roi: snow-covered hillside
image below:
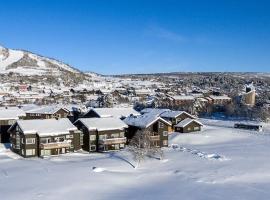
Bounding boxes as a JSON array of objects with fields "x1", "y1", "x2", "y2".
[
  {"x1": 0, "y1": 45, "x2": 80, "y2": 76},
  {"x1": 1, "y1": 119, "x2": 270, "y2": 200}
]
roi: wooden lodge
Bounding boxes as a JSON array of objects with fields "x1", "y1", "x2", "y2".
[
  {"x1": 123, "y1": 113, "x2": 171, "y2": 147},
  {"x1": 74, "y1": 117, "x2": 128, "y2": 152},
  {"x1": 8, "y1": 118, "x2": 82, "y2": 157},
  {"x1": 174, "y1": 118, "x2": 203, "y2": 133}
]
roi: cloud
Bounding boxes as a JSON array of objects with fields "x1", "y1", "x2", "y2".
[{"x1": 145, "y1": 25, "x2": 188, "y2": 43}]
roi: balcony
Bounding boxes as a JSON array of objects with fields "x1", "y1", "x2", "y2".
[
  {"x1": 149, "y1": 135, "x2": 160, "y2": 141},
  {"x1": 99, "y1": 137, "x2": 127, "y2": 145},
  {"x1": 40, "y1": 141, "x2": 71, "y2": 150}
]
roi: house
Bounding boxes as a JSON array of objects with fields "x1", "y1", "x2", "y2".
[
  {"x1": 25, "y1": 105, "x2": 70, "y2": 120},
  {"x1": 74, "y1": 118, "x2": 128, "y2": 152},
  {"x1": 170, "y1": 95, "x2": 195, "y2": 105},
  {"x1": 208, "y1": 95, "x2": 232, "y2": 105},
  {"x1": 140, "y1": 108, "x2": 170, "y2": 115},
  {"x1": 0, "y1": 107, "x2": 26, "y2": 143},
  {"x1": 8, "y1": 118, "x2": 82, "y2": 158},
  {"x1": 83, "y1": 107, "x2": 140, "y2": 119},
  {"x1": 174, "y1": 118, "x2": 203, "y2": 133},
  {"x1": 160, "y1": 110, "x2": 195, "y2": 127},
  {"x1": 123, "y1": 114, "x2": 171, "y2": 147}
]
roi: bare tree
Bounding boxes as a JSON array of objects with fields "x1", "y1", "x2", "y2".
[{"x1": 128, "y1": 130, "x2": 164, "y2": 168}]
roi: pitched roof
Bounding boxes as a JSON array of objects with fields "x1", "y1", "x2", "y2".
[
  {"x1": 209, "y1": 95, "x2": 231, "y2": 100},
  {"x1": 0, "y1": 107, "x2": 26, "y2": 120},
  {"x1": 175, "y1": 118, "x2": 203, "y2": 128},
  {"x1": 85, "y1": 107, "x2": 140, "y2": 118},
  {"x1": 76, "y1": 117, "x2": 128, "y2": 131},
  {"x1": 160, "y1": 110, "x2": 195, "y2": 119},
  {"x1": 140, "y1": 108, "x2": 170, "y2": 115},
  {"x1": 26, "y1": 105, "x2": 69, "y2": 115},
  {"x1": 123, "y1": 113, "x2": 171, "y2": 129},
  {"x1": 14, "y1": 118, "x2": 77, "y2": 136},
  {"x1": 172, "y1": 95, "x2": 195, "y2": 100}
]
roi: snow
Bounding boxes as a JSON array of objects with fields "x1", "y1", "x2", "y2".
[
  {"x1": 87, "y1": 107, "x2": 140, "y2": 118},
  {"x1": 0, "y1": 48, "x2": 24, "y2": 72},
  {"x1": 15, "y1": 118, "x2": 78, "y2": 136},
  {"x1": 124, "y1": 113, "x2": 171, "y2": 128},
  {"x1": 175, "y1": 118, "x2": 203, "y2": 127},
  {"x1": 76, "y1": 117, "x2": 128, "y2": 131},
  {"x1": 1, "y1": 119, "x2": 270, "y2": 199},
  {"x1": 0, "y1": 46, "x2": 79, "y2": 75},
  {"x1": 0, "y1": 107, "x2": 26, "y2": 120}
]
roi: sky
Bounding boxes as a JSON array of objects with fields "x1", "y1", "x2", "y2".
[{"x1": 0, "y1": 0, "x2": 270, "y2": 75}]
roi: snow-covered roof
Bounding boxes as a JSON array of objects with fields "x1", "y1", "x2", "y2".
[
  {"x1": 172, "y1": 95, "x2": 195, "y2": 100},
  {"x1": 140, "y1": 108, "x2": 170, "y2": 115},
  {"x1": 0, "y1": 107, "x2": 26, "y2": 120},
  {"x1": 86, "y1": 107, "x2": 140, "y2": 118},
  {"x1": 14, "y1": 118, "x2": 78, "y2": 136},
  {"x1": 124, "y1": 113, "x2": 171, "y2": 129},
  {"x1": 175, "y1": 118, "x2": 203, "y2": 128},
  {"x1": 209, "y1": 95, "x2": 231, "y2": 100},
  {"x1": 160, "y1": 111, "x2": 195, "y2": 119},
  {"x1": 26, "y1": 105, "x2": 69, "y2": 115},
  {"x1": 76, "y1": 118, "x2": 128, "y2": 131}
]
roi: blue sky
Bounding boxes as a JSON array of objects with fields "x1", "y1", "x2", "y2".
[{"x1": 0, "y1": 0, "x2": 270, "y2": 74}]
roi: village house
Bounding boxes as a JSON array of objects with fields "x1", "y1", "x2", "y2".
[
  {"x1": 174, "y1": 118, "x2": 203, "y2": 133},
  {"x1": 140, "y1": 108, "x2": 197, "y2": 132},
  {"x1": 83, "y1": 107, "x2": 140, "y2": 119},
  {"x1": 74, "y1": 117, "x2": 128, "y2": 152},
  {"x1": 0, "y1": 107, "x2": 26, "y2": 143},
  {"x1": 160, "y1": 110, "x2": 195, "y2": 127},
  {"x1": 170, "y1": 95, "x2": 195, "y2": 106},
  {"x1": 25, "y1": 105, "x2": 70, "y2": 120},
  {"x1": 8, "y1": 118, "x2": 82, "y2": 157},
  {"x1": 123, "y1": 113, "x2": 171, "y2": 147},
  {"x1": 208, "y1": 95, "x2": 232, "y2": 105}
]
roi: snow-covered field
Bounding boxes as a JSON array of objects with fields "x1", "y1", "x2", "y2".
[{"x1": 1, "y1": 119, "x2": 270, "y2": 200}]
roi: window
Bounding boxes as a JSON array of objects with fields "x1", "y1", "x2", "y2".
[
  {"x1": 40, "y1": 138, "x2": 51, "y2": 144},
  {"x1": 111, "y1": 133, "x2": 119, "y2": 138},
  {"x1": 163, "y1": 131, "x2": 168, "y2": 137},
  {"x1": 90, "y1": 145, "x2": 96, "y2": 151},
  {"x1": 163, "y1": 140, "x2": 168, "y2": 146},
  {"x1": 119, "y1": 132, "x2": 125, "y2": 137},
  {"x1": 21, "y1": 149, "x2": 24, "y2": 155},
  {"x1": 90, "y1": 135, "x2": 96, "y2": 141},
  {"x1": 16, "y1": 126, "x2": 20, "y2": 132},
  {"x1": 80, "y1": 133, "x2": 84, "y2": 145},
  {"x1": 114, "y1": 144, "x2": 120, "y2": 150},
  {"x1": 194, "y1": 127, "x2": 200, "y2": 131},
  {"x1": 159, "y1": 122, "x2": 164, "y2": 129},
  {"x1": 21, "y1": 138, "x2": 24, "y2": 144},
  {"x1": 26, "y1": 149, "x2": 35, "y2": 156},
  {"x1": 26, "y1": 138, "x2": 35, "y2": 144},
  {"x1": 55, "y1": 137, "x2": 65, "y2": 142},
  {"x1": 99, "y1": 135, "x2": 107, "y2": 140},
  {"x1": 120, "y1": 143, "x2": 125, "y2": 148},
  {"x1": 66, "y1": 134, "x2": 73, "y2": 139},
  {"x1": 40, "y1": 149, "x2": 51, "y2": 156},
  {"x1": 187, "y1": 127, "x2": 191, "y2": 131}
]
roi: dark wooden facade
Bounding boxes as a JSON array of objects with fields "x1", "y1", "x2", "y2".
[
  {"x1": 75, "y1": 121, "x2": 127, "y2": 153},
  {"x1": 9, "y1": 124, "x2": 82, "y2": 158},
  {"x1": 25, "y1": 108, "x2": 70, "y2": 120},
  {"x1": 125, "y1": 119, "x2": 169, "y2": 147},
  {"x1": 175, "y1": 121, "x2": 202, "y2": 133}
]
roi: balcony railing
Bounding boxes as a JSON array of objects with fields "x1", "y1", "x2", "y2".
[
  {"x1": 149, "y1": 135, "x2": 160, "y2": 141},
  {"x1": 99, "y1": 137, "x2": 127, "y2": 145},
  {"x1": 40, "y1": 141, "x2": 71, "y2": 149}
]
